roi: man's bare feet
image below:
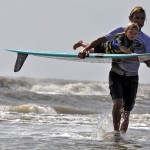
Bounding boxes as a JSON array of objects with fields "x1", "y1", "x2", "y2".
[{"x1": 73, "y1": 40, "x2": 83, "y2": 50}]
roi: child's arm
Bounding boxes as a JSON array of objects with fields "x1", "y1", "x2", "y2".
[
  {"x1": 83, "y1": 36, "x2": 107, "y2": 52},
  {"x1": 119, "y1": 46, "x2": 132, "y2": 54}
]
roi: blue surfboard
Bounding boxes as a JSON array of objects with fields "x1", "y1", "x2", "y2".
[
  {"x1": 4, "y1": 48, "x2": 150, "y2": 72},
  {"x1": 5, "y1": 48, "x2": 150, "y2": 58}
]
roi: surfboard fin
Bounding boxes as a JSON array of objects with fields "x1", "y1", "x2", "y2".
[{"x1": 14, "y1": 53, "x2": 28, "y2": 72}]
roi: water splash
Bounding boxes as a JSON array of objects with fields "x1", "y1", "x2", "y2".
[{"x1": 91, "y1": 114, "x2": 113, "y2": 140}]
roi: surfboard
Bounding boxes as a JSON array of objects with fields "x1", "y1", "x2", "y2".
[{"x1": 4, "y1": 48, "x2": 150, "y2": 72}]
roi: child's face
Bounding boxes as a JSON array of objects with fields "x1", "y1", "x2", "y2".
[{"x1": 126, "y1": 28, "x2": 138, "y2": 40}]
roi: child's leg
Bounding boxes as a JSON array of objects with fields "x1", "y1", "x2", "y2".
[{"x1": 73, "y1": 40, "x2": 89, "y2": 50}]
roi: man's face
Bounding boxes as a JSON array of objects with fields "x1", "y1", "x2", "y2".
[{"x1": 130, "y1": 12, "x2": 145, "y2": 29}]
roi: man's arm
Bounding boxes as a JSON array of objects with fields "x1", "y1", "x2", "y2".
[{"x1": 119, "y1": 46, "x2": 132, "y2": 54}]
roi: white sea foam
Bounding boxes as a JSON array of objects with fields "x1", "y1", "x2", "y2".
[
  {"x1": 30, "y1": 82, "x2": 109, "y2": 95},
  {"x1": 0, "y1": 104, "x2": 56, "y2": 114}
]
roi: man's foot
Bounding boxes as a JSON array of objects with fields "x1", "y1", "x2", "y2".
[
  {"x1": 73, "y1": 40, "x2": 83, "y2": 50},
  {"x1": 78, "y1": 51, "x2": 86, "y2": 59},
  {"x1": 113, "y1": 131, "x2": 124, "y2": 143}
]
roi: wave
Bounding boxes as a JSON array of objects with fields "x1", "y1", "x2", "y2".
[
  {"x1": 30, "y1": 82, "x2": 109, "y2": 95},
  {"x1": 1, "y1": 76, "x2": 150, "y2": 98},
  {"x1": 0, "y1": 104, "x2": 95, "y2": 115},
  {"x1": 0, "y1": 76, "x2": 33, "y2": 90},
  {"x1": 0, "y1": 76, "x2": 109, "y2": 95},
  {"x1": 0, "y1": 104, "x2": 56, "y2": 114}
]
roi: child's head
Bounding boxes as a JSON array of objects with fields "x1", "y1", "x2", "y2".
[{"x1": 125, "y1": 22, "x2": 139, "y2": 40}]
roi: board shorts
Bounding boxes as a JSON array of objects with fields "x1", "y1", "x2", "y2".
[{"x1": 109, "y1": 71, "x2": 139, "y2": 111}]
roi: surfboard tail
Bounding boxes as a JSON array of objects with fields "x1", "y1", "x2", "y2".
[{"x1": 14, "y1": 53, "x2": 28, "y2": 72}]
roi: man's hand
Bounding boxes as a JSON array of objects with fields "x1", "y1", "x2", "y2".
[{"x1": 144, "y1": 60, "x2": 150, "y2": 67}]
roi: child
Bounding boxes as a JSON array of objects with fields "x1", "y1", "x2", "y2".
[{"x1": 73, "y1": 22, "x2": 139, "y2": 59}]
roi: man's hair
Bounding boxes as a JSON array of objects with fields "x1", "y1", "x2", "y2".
[{"x1": 129, "y1": 6, "x2": 146, "y2": 20}]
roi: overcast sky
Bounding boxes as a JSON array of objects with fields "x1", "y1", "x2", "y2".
[{"x1": 0, "y1": 0, "x2": 150, "y2": 83}]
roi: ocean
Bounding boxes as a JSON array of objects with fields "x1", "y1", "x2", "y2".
[{"x1": 0, "y1": 76, "x2": 150, "y2": 150}]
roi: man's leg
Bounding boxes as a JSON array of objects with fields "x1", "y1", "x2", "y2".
[
  {"x1": 112, "y1": 99, "x2": 124, "y2": 142},
  {"x1": 119, "y1": 75, "x2": 138, "y2": 133},
  {"x1": 112, "y1": 99, "x2": 123, "y2": 131},
  {"x1": 119, "y1": 110, "x2": 130, "y2": 133}
]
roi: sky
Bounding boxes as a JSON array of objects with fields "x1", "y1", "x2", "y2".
[{"x1": 0, "y1": 0, "x2": 150, "y2": 83}]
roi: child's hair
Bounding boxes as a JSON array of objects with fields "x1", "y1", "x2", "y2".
[
  {"x1": 129, "y1": 6, "x2": 146, "y2": 20},
  {"x1": 125, "y1": 22, "x2": 139, "y2": 32}
]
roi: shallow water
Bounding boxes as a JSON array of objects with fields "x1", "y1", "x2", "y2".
[{"x1": 0, "y1": 77, "x2": 150, "y2": 149}]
